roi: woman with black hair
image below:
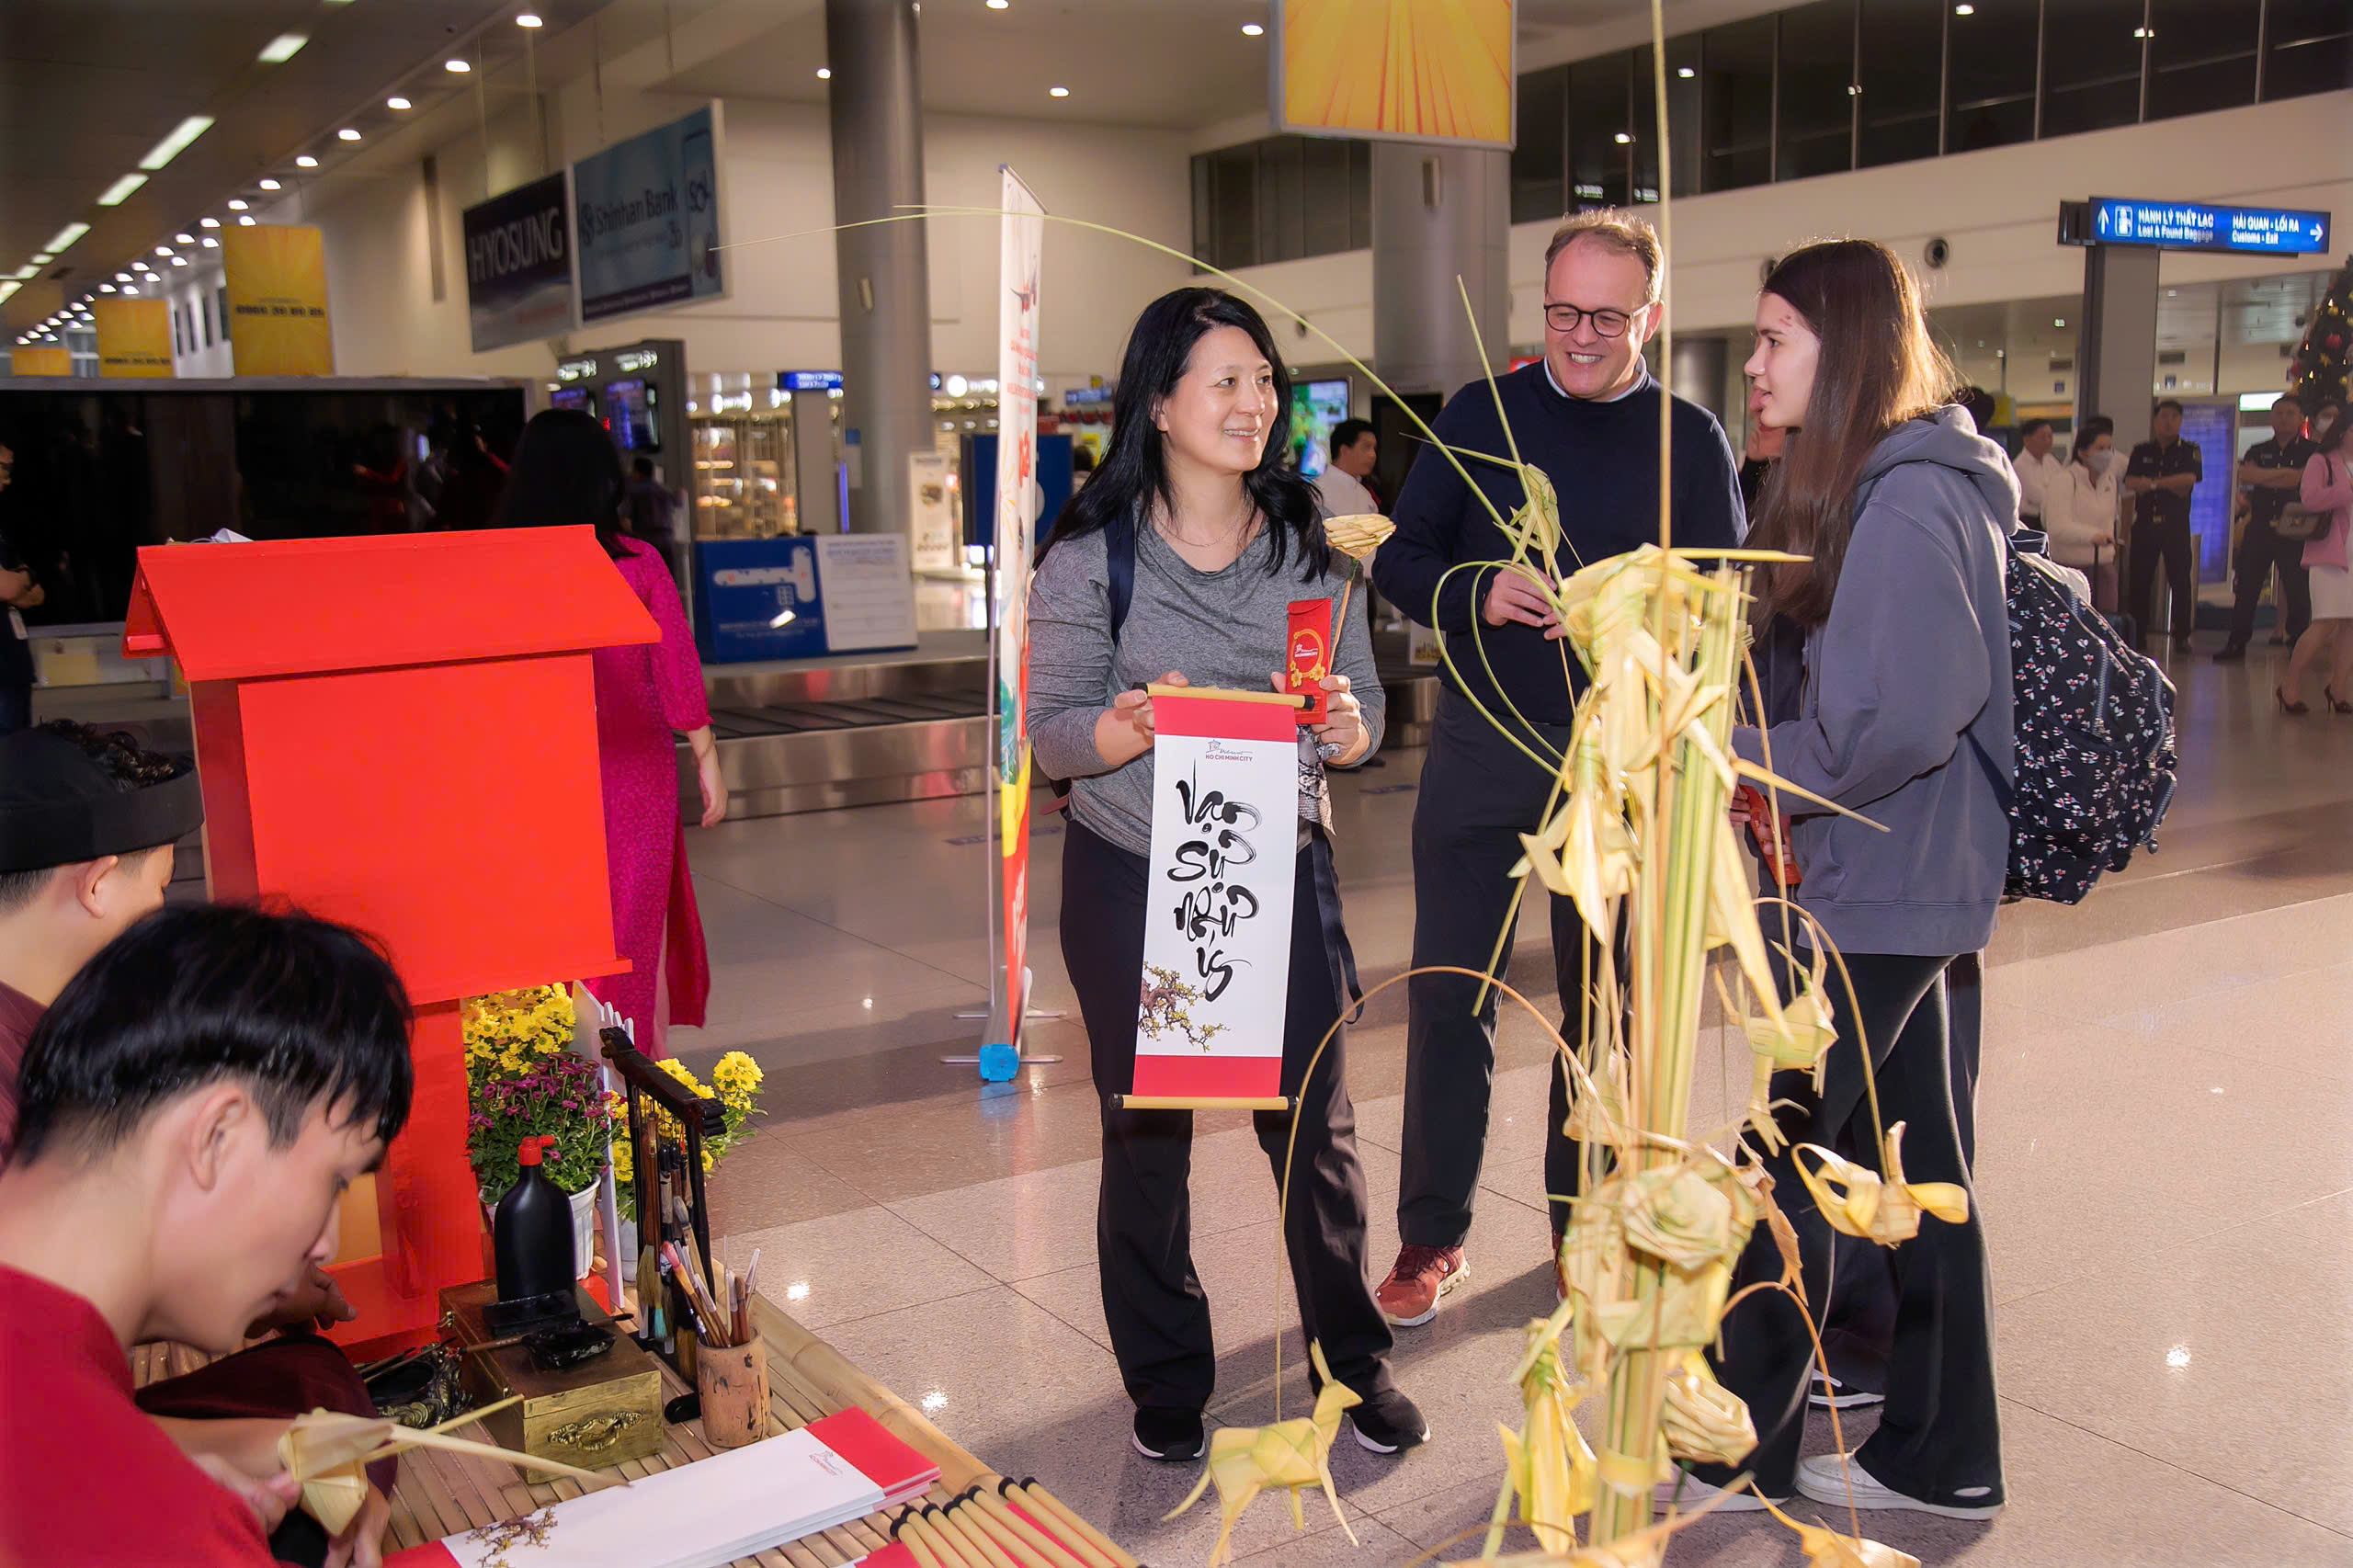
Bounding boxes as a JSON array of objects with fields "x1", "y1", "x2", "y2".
[
  {"x1": 1678, "y1": 239, "x2": 2015, "y2": 1520},
  {"x1": 495, "y1": 409, "x2": 725, "y2": 1055},
  {"x1": 1029, "y1": 288, "x2": 1425, "y2": 1463}
]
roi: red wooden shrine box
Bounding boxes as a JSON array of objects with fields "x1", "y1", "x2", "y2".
[{"x1": 124, "y1": 527, "x2": 656, "y2": 1354}]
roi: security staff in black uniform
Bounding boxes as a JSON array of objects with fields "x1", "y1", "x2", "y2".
[
  {"x1": 2123, "y1": 398, "x2": 2204, "y2": 652},
  {"x1": 2217, "y1": 391, "x2": 2317, "y2": 663}
]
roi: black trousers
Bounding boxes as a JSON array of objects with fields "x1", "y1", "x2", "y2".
[
  {"x1": 2128, "y1": 515, "x2": 2196, "y2": 641},
  {"x1": 1696, "y1": 951, "x2": 2002, "y2": 1506},
  {"x1": 1820, "y1": 949, "x2": 1982, "y2": 1393},
  {"x1": 1061, "y1": 818, "x2": 1394, "y2": 1415},
  {"x1": 2226, "y1": 521, "x2": 2312, "y2": 648},
  {"x1": 1400, "y1": 690, "x2": 1599, "y2": 1248}
]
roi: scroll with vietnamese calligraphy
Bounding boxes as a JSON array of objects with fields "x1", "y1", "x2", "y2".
[{"x1": 1131, "y1": 686, "x2": 1302, "y2": 1105}]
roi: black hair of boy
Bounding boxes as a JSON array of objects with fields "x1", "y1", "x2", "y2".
[{"x1": 12, "y1": 904, "x2": 415, "y2": 1165}]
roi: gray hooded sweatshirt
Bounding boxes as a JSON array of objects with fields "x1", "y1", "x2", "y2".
[{"x1": 1733, "y1": 408, "x2": 2017, "y2": 958}]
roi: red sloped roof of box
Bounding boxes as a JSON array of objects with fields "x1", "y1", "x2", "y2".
[{"x1": 122, "y1": 527, "x2": 659, "y2": 680}]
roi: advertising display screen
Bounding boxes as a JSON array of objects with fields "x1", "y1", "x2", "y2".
[
  {"x1": 1290, "y1": 379, "x2": 1351, "y2": 478},
  {"x1": 605, "y1": 380, "x2": 659, "y2": 451}
]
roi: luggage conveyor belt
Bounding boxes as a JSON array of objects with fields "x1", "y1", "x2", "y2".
[{"x1": 691, "y1": 653, "x2": 1442, "y2": 820}]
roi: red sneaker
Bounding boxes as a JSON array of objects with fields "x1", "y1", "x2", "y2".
[{"x1": 1376, "y1": 1244, "x2": 1467, "y2": 1326}]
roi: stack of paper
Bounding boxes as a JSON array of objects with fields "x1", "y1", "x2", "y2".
[{"x1": 390, "y1": 1410, "x2": 939, "y2": 1568}]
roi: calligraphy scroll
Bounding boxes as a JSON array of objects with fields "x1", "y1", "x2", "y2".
[{"x1": 1132, "y1": 687, "x2": 1302, "y2": 1104}]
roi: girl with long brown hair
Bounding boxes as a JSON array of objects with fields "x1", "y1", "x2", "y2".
[{"x1": 1675, "y1": 239, "x2": 2014, "y2": 1521}]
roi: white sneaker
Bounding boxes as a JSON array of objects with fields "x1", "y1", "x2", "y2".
[
  {"x1": 1809, "y1": 1374, "x2": 1886, "y2": 1410},
  {"x1": 1794, "y1": 1453, "x2": 2004, "y2": 1519},
  {"x1": 1654, "y1": 1470, "x2": 1785, "y2": 1513}
]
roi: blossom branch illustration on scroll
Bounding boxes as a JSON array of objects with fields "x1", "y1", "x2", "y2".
[{"x1": 1137, "y1": 965, "x2": 1227, "y2": 1052}]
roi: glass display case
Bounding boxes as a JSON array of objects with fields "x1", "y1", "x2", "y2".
[{"x1": 691, "y1": 410, "x2": 793, "y2": 538}]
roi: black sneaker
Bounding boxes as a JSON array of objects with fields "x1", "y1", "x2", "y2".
[
  {"x1": 1347, "y1": 1386, "x2": 1430, "y2": 1454},
  {"x1": 1131, "y1": 1407, "x2": 1205, "y2": 1461},
  {"x1": 2213, "y1": 642, "x2": 2247, "y2": 664}
]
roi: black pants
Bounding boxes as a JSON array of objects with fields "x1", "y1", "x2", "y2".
[
  {"x1": 1696, "y1": 951, "x2": 2002, "y2": 1506},
  {"x1": 0, "y1": 682, "x2": 28, "y2": 734},
  {"x1": 1061, "y1": 819, "x2": 1394, "y2": 1415},
  {"x1": 1400, "y1": 690, "x2": 1598, "y2": 1248},
  {"x1": 1820, "y1": 949, "x2": 1982, "y2": 1393},
  {"x1": 2128, "y1": 515, "x2": 2196, "y2": 641},
  {"x1": 2226, "y1": 521, "x2": 2312, "y2": 649}
]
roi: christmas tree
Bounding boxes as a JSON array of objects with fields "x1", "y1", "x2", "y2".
[{"x1": 2290, "y1": 255, "x2": 2353, "y2": 411}]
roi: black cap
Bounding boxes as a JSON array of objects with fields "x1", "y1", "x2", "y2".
[{"x1": 0, "y1": 726, "x2": 204, "y2": 874}]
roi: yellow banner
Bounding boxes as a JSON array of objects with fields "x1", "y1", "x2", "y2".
[
  {"x1": 11, "y1": 346, "x2": 70, "y2": 377},
  {"x1": 95, "y1": 299, "x2": 175, "y2": 379},
  {"x1": 222, "y1": 224, "x2": 335, "y2": 376},
  {"x1": 1278, "y1": 0, "x2": 1515, "y2": 147}
]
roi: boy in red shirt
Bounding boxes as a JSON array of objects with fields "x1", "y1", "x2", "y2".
[{"x1": 0, "y1": 904, "x2": 413, "y2": 1566}]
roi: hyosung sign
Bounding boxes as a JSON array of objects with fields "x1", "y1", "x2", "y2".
[
  {"x1": 1131, "y1": 687, "x2": 1304, "y2": 1105},
  {"x1": 463, "y1": 173, "x2": 576, "y2": 351},
  {"x1": 574, "y1": 105, "x2": 728, "y2": 324}
]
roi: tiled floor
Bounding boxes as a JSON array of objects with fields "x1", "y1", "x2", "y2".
[{"x1": 666, "y1": 647, "x2": 2353, "y2": 1567}]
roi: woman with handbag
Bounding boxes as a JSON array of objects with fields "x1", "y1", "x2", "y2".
[
  {"x1": 2044, "y1": 417, "x2": 2120, "y2": 612},
  {"x1": 1028, "y1": 287, "x2": 1426, "y2": 1464},
  {"x1": 2280, "y1": 403, "x2": 2353, "y2": 714}
]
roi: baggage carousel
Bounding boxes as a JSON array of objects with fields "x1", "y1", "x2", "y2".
[{"x1": 689, "y1": 635, "x2": 1439, "y2": 820}]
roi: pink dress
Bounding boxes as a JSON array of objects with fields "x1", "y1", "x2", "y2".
[{"x1": 585, "y1": 538, "x2": 711, "y2": 1054}]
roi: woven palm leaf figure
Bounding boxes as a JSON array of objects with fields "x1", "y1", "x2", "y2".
[{"x1": 1163, "y1": 1341, "x2": 1359, "y2": 1566}]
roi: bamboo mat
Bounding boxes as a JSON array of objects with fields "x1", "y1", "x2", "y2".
[{"x1": 132, "y1": 1296, "x2": 1122, "y2": 1568}]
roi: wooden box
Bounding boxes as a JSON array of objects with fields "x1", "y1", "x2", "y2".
[{"x1": 441, "y1": 1280, "x2": 665, "y2": 1470}]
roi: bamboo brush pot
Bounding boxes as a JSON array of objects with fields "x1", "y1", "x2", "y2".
[{"x1": 696, "y1": 1335, "x2": 770, "y2": 1449}]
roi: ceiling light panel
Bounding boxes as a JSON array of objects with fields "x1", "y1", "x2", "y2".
[
  {"x1": 138, "y1": 116, "x2": 215, "y2": 171},
  {"x1": 258, "y1": 33, "x2": 308, "y2": 62}
]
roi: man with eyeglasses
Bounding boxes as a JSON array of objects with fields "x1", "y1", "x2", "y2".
[{"x1": 1369, "y1": 209, "x2": 1743, "y2": 1328}]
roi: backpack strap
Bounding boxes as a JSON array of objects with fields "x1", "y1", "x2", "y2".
[{"x1": 1105, "y1": 506, "x2": 1136, "y2": 642}]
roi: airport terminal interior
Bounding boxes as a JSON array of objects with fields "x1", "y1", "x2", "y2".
[{"x1": 2, "y1": 0, "x2": 2350, "y2": 1564}]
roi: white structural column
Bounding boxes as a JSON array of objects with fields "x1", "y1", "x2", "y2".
[{"x1": 1370, "y1": 142, "x2": 1510, "y2": 398}]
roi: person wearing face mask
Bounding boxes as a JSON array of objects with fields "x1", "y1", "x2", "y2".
[
  {"x1": 1027, "y1": 288, "x2": 1426, "y2": 1465},
  {"x1": 2046, "y1": 417, "x2": 2122, "y2": 613},
  {"x1": 1671, "y1": 238, "x2": 2013, "y2": 1522},
  {"x1": 1368, "y1": 209, "x2": 1744, "y2": 1327}
]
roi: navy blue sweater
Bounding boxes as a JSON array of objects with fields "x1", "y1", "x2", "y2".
[{"x1": 1371, "y1": 364, "x2": 1744, "y2": 726}]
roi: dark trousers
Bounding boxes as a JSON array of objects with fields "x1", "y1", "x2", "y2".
[
  {"x1": 1061, "y1": 818, "x2": 1394, "y2": 1415},
  {"x1": 1399, "y1": 690, "x2": 1597, "y2": 1249},
  {"x1": 1821, "y1": 949, "x2": 1982, "y2": 1393},
  {"x1": 2226, "y1": 521, "x2": 2312, "y2": 649},
  {"x1": 1696, "y1": 951, "x2": 2002, "y2": 1506},
  {"x1": 0, "y1": 682, "x2": 28, "y2": 734},
  {"x1": 2128, "y1": 515, "x2": 2196, "y2": 641}
]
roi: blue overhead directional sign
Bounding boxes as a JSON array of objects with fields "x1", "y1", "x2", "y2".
[{"x1": 2090, "y1": 197, "x2": 2331, "y2": 256}]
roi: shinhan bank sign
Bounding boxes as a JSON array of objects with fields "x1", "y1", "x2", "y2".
[{"x1": 2090, "y1": 197, "x2": 2331, "y2": 256}]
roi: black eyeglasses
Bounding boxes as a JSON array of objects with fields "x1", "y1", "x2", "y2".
[{"x1": 1543, "y1": 303, "x2": 1638, "y2": 338}]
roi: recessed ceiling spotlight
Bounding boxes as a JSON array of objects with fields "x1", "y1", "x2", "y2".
[
  {"x1": 1677, "y1": 64, "x2": 1697, "y2": 78},
  {"x1": 2054, "y1": 316, "x2": 2067, "y2": 327},
  {"x1": 100, "y1": 282, "x2": 117, "y2": 293},
  {"x1": 175, "y1": 233, "x2": 194, "y2": 244},
  {"x1": 987, "y1": 0, "x2": 1008, "y2": 8},
  {"x1": 516, "y1": 12, "x2": 543, "y2": 26},
  {"x1": 388, "y1": 97, "x2": 412, "y2": 110},
  {"x1": 202, "y1": 236, "x2": 219, "y2": 248},
  {"x1": 200, "y1": 217, "x2": 221, "y2": 229},
  {"x1": 258, "y1": 33, "x2": 308, "y2": 62},
  {"x1": 337, "y1": 128, "x2": 362, "y2": 141},
  {"x1": 238, "y1": 215, "x2": 256, "y2": 226},
  {"x1": 295, "y1": 155, "x2": 318, "y2": 168},
  {"x1": 816, "y1": 66, "x2": 832, "y2": 78},
  {"x1": 170, "y1": 256, "x2": 188, "y2": 267},
  {"x1": 1049, "y1": 85, "x2": 1071, "y2": 97},
  {"x1": 228, "y1": 199, "x2": 250, "y2": 210},
  {"x1": 257, "y1": 178, "x2": 281, "y2": 190},
  {"x1": 1243, "y1": 22, "x2": 1264, "y2": 34},
  {"x1": 446, "y1": 58, "x2": 472, "y2": 72},
  {"x1": 2132, "y1": 25, "x2": 2153, "y2": 38},
  {"x1": 122, "y1": 286, "x2": 139, "y2": 295},
  {"x1": 1954, "y1": 4, "x2": 1973, "y2": 13},
  {"x1": 1614, "y1": 131, "x2": 1633, "y2": 144},
  {"x1": 156, "y1": 245, "x2": 173, "y2": 256},
  {"x1": 116, "y1": 273, "x2": 132, "y2": 283}
]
